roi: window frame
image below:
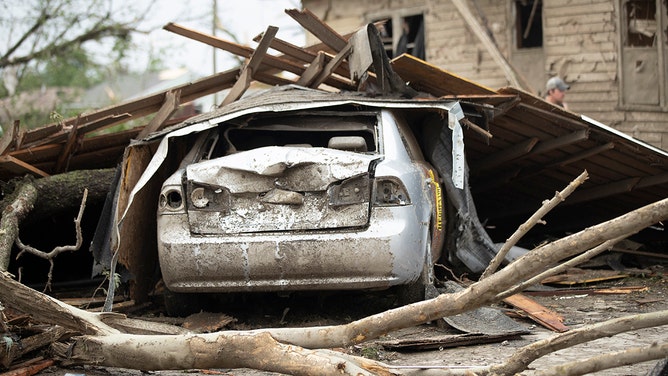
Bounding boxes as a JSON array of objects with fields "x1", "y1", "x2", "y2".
[
  {"x1": 366, "y1": 7, "x2": 427, "y2": 60},
  {"x1": 617, "y1": 0, "x2": 668, "y2": 111}
]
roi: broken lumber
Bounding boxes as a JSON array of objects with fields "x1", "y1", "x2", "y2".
[{"x1": 503, "y1": 293, "x2": 569, "y2": 332}]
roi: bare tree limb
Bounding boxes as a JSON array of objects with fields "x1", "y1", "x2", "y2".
[
  {"x1": 0, "y1": 198, "x2": 666, "y2": 374},
  {"x1": 490, "y1": 310, "x2": 668, "y2": 375},
  {"x1": 15, "y1": 189, "x2": 88, "y2": 291},
  {"x1": 0, "y1": 179, "x2": 37, "y2": 272},
  {"x1": 480, "y1": 170, "x2": 589, "y2": 279},
  {"x1": 495, "y1": 234, "x2": 628, "y2": 300},
  {"x1": 0, "y1": 8, "x2": 51, "y2": 62},
  {"x1": 538, "y1": 343, "x2": 668, "y2": 376}
]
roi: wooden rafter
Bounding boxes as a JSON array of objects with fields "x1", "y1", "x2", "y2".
[
  {"x1": 136, "y1": 90, "x2": 181, "y2": 140},
  {"x1": 284, "y1": 8, "x2": 348, "y2": 52},
  {"x1": 221, "y1": 26, "x2": 278, "y2": 106},
  {"x1": 472, "y1": 137, "x2": 539, "y2": 173},
  {"x1": 164, "y1": 23, "x2": 353, "y2": 90}
]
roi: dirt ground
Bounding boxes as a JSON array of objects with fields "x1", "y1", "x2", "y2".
[{"x1": 32, "y1": 264, "x2": 668, "y2": 376}]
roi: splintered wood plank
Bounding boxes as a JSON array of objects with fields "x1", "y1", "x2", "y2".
[
  {"x1": 391, "y1": 54, "x2": 496, "y2": 96},
  {"x1": 0, "y1": 120, "x2": 20, "y2": 155},
  {"x1": 54, "y1": 121, "x2": 80, "y2": 173},
  {"x1": 136, "y1": 90, "x2": 181, "y2": 139},
  {"x1": 19, "y1": 123, "x2": 62, "y2": 147},
  {"x1": 504, "y1": 293, "x2": 570, "y2": 332},
  {"x1": 252, "y1": 29, "x2": 359, "y2": 78},
  {"x1": 376, "y1": 331, "x2": 525, "y2": 351},
  {"x1": 541, "y1": 269, "x2": 630, "y2": 286},
  {"x1": 26, "y1": 68, "x2": 241, "y2": 147},
  {"x1": 0, "y1": 155, "x2": 49, "y2": 178},
  {"x1": 221, "y1": 26, "x2": 278, "y2": 106},
  {"x1": 164, "y1": 23, "x2": 353, "y2": 90},
  {"x1": 296, "y1": 52, "x2": 326, "y2": 87},
  {"x1": 285, "y1": 8, "x2": 348, "y2": 52},
  {"x1": 310, "y1": 43, "x2": 352, "y2": 88}
]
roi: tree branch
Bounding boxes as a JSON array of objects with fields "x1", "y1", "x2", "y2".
[
  {"x1": 480, "y1": 170, "x2": 589, "y2": 279},
  {"x1": 490, "y1": 310, "x2": 668, "y2": 375},
  {"x1": 15, "y1": 189, "x2": 88, "y2": 291},
  {"x1": 0, "y1": 179, "x2": 37, "y2": 272}
]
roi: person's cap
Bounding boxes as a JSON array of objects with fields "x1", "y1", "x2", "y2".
[{"x1": 546, "y1": 76, "x2": 570, "y2": 91}]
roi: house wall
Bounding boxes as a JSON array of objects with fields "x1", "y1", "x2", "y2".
[{"x1": 302, "y1": 0, "x2": 668, "y2": 150}]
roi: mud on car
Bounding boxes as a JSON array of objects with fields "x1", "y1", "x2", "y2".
[{"x1": 155, "y1": 88, "x2": 454, "y2": 315}]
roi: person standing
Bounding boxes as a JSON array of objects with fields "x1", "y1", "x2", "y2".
[{"x1": 544, "y1": 76, "x2": 570, "y2": 109}]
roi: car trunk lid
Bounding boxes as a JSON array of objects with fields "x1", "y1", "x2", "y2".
[{"x1": 185, "y1": 146, "x2": 379, "y2": 234}]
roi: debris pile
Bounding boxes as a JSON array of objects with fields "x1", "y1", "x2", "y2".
[{"x1": 0, "y1": 8, "x2": 667, "y2": 376}]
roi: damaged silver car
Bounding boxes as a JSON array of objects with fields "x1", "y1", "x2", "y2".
[{"x1": 156, "y1": 94, "x2": 446, "y2": 312}]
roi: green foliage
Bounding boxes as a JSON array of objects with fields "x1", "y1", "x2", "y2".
[{"x1": 19, "y1": 45, "x2": 106, "y2": 91}]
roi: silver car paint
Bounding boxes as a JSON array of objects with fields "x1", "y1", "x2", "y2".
[{"x1": 157, "y1": 109, "x2": 436, "y2": 292}]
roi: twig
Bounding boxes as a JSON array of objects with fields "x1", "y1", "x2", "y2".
[
  {"x1": 490, "y1": 310, "x2": 668, "y2": 375},
  {"x1": 15, "y1": 189, "x2": 88, "y2": 291},
  {"x1": 534, "y1": 343, "x2": 668, "y2": 376},
  {"x1": 479, "y1": 170, "x2": 589, "y2": 280},
  {"x1": 496, "y1": 234, "x2": 628, "y2": 300}
]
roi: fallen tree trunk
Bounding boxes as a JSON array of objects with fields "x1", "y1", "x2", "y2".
[
  {"x1": 0, "y1": 168, "x2": 116, "y2": 272},
  {"x1": 0, "y1": 180, "x2": 36, "y2": 272},
  {"x1": 0, "y1": 198, "x2": 666, "y2": 375}
]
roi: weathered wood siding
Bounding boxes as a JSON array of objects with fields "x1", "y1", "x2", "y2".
[{"x1": 302, "y1": 0, "x2": 668, "y2": 150}]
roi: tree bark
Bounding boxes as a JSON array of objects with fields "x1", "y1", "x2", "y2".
[
  {"x1": 0, "y1": 197, "x2": 666, "y2": 374},
  {"x1": 490, "y1": 310, "x2": 668, "y2": 375},
  {"x1": 0, "y1": 179, "x2": 36, "y2": 271},
  {"x1": 27, "y1": 168, "x2": 116, "y2": 223},
  {"x1": 0, "y1": 168, "x2": 115, "y2": 272}
]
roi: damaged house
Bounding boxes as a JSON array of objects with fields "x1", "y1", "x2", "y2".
[{"x1": 302, "y1": 0, "x2": 668, "y2": 150}]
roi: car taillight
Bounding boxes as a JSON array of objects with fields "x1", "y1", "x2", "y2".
[
  {"x1": 187, "y1": 183, "x2": 231, "y2": 214},
  {"x1": 328, "y1": 174, "x2": 370, "y2": 207},
  {"x1": 373, "y1": 177, "x2": 411, "y2": 206},
  {"x1": 159, "y1": 187, "x2": 184, "y2": 211}
]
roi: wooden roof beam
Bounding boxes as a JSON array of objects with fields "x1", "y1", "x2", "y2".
[
  {"x1": 221, "y1": 26, "x2": 278, "y2": 107},
  {"x1": 567, "y1": 177, "x2": 642, "y2": 205},
  {"x1": 136, "y1": 90, "x2": 181, "y2": 140},
  {"x1": 309, "y1": 43, "x2": 353, "y2": 88},
  {"x1": 529, "y1": 129, "x2": 590, "y2": 155},
  {"x1": 164, "y1": 23, "x2": 353, "y2": 91},
  {"x1": 472, "y1": 142, "x2": 615, "y2": 194},
  {"x1": 296, "y1": 52, "x2": 327, "y2": 87},
  {"x1": 471, "y1": 137, "x2": 539, "y2": 173},
  {"x1": 24, "y1": 68, "x2": 241, "y2": 149},
  {"x1": 0, "y1": 155, "x2": 49, "y2": 178},
  {"x1": 284, "y1": 8, "x2": 348, "y2": 52},
  {"x1": 252, "y1": 33, "x2": 350, "y2": 78}
]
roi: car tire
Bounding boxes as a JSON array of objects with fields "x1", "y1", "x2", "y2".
[{"x1": 395, "y1": 277, "x2": 427, "y2": 306}]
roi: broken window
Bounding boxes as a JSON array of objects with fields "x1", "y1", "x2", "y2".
[
  {"x1": 624, "y1": 0, "x2": 657, "y2": 46},
  {"x1": 620, "y1": 0, "x2": 667, "y2": 107},
  {"x1": 515, "y1": 0, "x2": 543, "y2": 49},
  {"x1": 370, "y1": 12, "x2": 425, "y2": 60}
]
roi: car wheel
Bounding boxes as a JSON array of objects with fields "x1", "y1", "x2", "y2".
[{"x1": 163, "y1": 288, "x2": 204, "y2": 317}]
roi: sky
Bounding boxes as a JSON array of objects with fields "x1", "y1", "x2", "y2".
[{"x1": 132, "y1": 0, "x2": 304, "y2": 78}]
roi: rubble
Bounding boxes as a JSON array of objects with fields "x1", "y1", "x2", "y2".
[{"x1": 0, "y1": 7, "x2": 667, "y2": 376}]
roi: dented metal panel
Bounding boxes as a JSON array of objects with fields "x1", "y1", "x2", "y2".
[{"x1": 186, "y1": 146, "x2": 378, "y2": 192}]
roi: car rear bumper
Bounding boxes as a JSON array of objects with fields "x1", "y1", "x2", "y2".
[{"x1": 157, "y1": 206, "x2": 428, "y2": 292}]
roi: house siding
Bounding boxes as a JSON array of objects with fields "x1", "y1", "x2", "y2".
[{"x1": 302, "y1": 0, "x2": 668, "y2": 150}]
